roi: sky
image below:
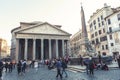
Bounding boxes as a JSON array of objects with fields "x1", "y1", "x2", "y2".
[{"x1": 0, "y1": 0, "x2": 120, "y2": 46}]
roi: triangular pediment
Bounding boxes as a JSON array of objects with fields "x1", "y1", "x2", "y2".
[{"x1": 16, "y1": 22, "x2": 71, "y2": 36}]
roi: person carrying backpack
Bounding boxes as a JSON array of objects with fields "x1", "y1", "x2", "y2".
[{"x1": 61, "y1": 58, "x2": 68, "y2": 78}]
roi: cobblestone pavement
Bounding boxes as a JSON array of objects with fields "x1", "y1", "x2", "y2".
[{"x1": 1, "y1": 67, "x2": 120, "y2": 80}]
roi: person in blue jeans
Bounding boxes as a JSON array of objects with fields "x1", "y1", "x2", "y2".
[
  {"x1": 56, "y1": 59, "x2": 62, "y2": 79},
  {"x1": 61, "y1": 59, "x2": 68, "y2": 77},
  {"x1": 85, "y1": 59, "x2": 90, "y2": 74}
]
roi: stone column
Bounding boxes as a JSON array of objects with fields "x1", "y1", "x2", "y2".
[
  {"x1": 65, "y1": 40, "x2": 68, "y2": 56},
  {"x1": 33, "y1": 39, "x2": 36, "y2": 60},
  {"x1": 49, "y1": 39, "x2": 52, "y2": 59},
  {"x1": 16, "y1": 39, "x2": 19, "y2": 62},
  {"x1": 24, "y1": 39, "x2": 28, "y2": 60},
  {"x1": 41, "y1": 39, "x2": 44, "y2": 60},
  {"x1": 56, "y1": 39, "x2": 58, "y2": 58},
  {"x1": 62, "y1": 40, "x2": 65, "y2": 57}
]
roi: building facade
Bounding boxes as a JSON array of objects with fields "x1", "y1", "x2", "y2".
[
  {"x1": 71, "y1": 4, "x2": 120, "y2": 57},
  {"x1": 0, "y1": 38, "x2": 9, "y2": 58},
  {"x1": 7, "y1": 46, "x2": 10, "y2": 57},
  {"x1": 105, "y1": 7, "x2": 120, "y2": 57},
  {"x1": 88, "y1": 4, "x2": 116, "y2": 56},
  {"x1": 70, "y1": 30, "x2": 82, "y2": 57},
  {"x1": 11, "y1": 21, "x2": 71, "y2": 61}
]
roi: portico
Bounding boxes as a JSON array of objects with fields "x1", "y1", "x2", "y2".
[
  {"x1": 11, "y1": 21, "x2": 71, "y2": 61},
  {"x1": 17, "y1": 38, "x2": 68, "y2": 60}
]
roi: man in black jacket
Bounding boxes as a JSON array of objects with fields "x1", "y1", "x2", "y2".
[
  {"x1": 61, "y1": 59, "x2": 68, "y2": 77},
  {"x1": 0, "y1": 60, "x2": 3, "y2": 80}
]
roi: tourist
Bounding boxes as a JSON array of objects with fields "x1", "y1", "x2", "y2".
[
  {"x1": 34, "y1": 60, "x2": 38, "y2": 72},
  {"x1": 56, "y1": 59, "x2": 62, "y2": 79},
  {"x1": 89, "y1": 60, "x2": 94, "y2": 75},
  {"x1": 22, "y1": 60, "x2": 27, "y2": 73},
  {"x1": 5, "y1": 61, "x2": 8, "y2": 72},
  {"x1": 79, "y1": 55, "x2": 83, "y2": 66},
  {"x1": 8, "y1": 61, "x2": 13, "y2": 72},
  {"x1": 117, "y1": 55, "x2": 120, "y2": 68},
  {"x1": 84, "y1": 58, "x2": 90, "y2": 74},
  {"x1": 61, "y1": 58, "x2": 68, "y2": 77},
  {"x1": 101, "y1": 63, "x2": 109, "y2": 70},
  {"x1": 0, "y1": 60, "x2": 3, "y2": 80},
  {"x1": 17, "y1": 60, "x2": 22, "y2": 75},
  {"x1": 98, "y1": 53, "x2": 102, "y2": 63}
]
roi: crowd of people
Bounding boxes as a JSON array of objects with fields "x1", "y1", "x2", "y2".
[
  {"x1": 0, "y1": 54, "x2": 120, "y2": 79},
  {"x1": 0, "y1": 57, "x2": 69, "y2": 80},
  {"x1": 80, "y1": 55, "x2": 111, "y2": 76},
  {"x1": 0, "y1": 60, "x2": 16, "y2": 80}
]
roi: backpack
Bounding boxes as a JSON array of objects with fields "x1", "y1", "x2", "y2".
[
  {"x1": 65, "y1": 63, "x2": 67, "y2": 68},
  {"x1": 62, "y1": 62, "x2": 67, "y2": 68}
]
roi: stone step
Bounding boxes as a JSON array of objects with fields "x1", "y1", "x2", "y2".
[
  {"x1": 68, "y1": 65, "x2": 86, "y2": 70},
  {"x1": 67, "y1": 67, "x2": 86, "y2": 73}
]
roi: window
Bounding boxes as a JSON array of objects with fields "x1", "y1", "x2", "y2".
[
  {"x1": 92, "y1": 40, "x2": 95, "y2": 44},
  {"x1": 96, "y1": 38, "x2": 99, "y2": 44},
  {"x1": 100, "y1": 36, "x2": 107, "y2": 42},
  {"x1": 117, "y1": 14, "x2": 120, "y2": 21},
  {"x1": 102, "y1": 21, "x2": 104, "y2": 25},
  {"x1": 104, "y1": 36, "x2": 107, "y2": 41},
  {"x1": 106, "y1": 45, "x2": 108, "y2": 49},
  {"x1": 108, "y1": 19, "x2": 111, "y2": 25},
  {"x1": 91, "y1": 34, "x2": 94, "y2": 38},
  {"x1": 109, "y1": 27, "x2": 112, "y2": 33},
  {"x1": 98, "y1": 17, "x2": 100, "y2": 22},
  {"x1": 109, "y1": 35, "x2": 112, "y2": 40},
  {"x1": 95, "y1": 32, "x2": 98, "y2": 36},
  {"x1": 99, "y1": 30, "x2": 101, "y2": 34},
  {"x1": 100, "y1": 37, "x2": 102, "y2": 42},
  {"x1": 90, "y1": 23, "x2": 93, "y2": 31},
  {"x1": 101, "y1": 15, "x2": 103, "y2": 20},
  {"x1": 93, "y1": 20, "x2": 96, "y2": 25},
  {"x1": 102, "y1": 45, "x2": 104, "y2": 50},
  {"x1": 98, "y1": 23, "x2": 101, "y2": 27},
  {"x1": 111, "y1": 43, "x2": 114, "y2": 46},
  {"x1": 90, "y1": 23, "x2": 92, "y2": 28}
]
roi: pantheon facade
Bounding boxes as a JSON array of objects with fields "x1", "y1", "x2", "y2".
[{"x1": 11, "y1": 21, "x2": 71, "y2": 61}]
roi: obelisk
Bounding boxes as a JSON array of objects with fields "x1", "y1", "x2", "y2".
[{"x1": 80, "y1": 5, "x2": 91, "y2": 56}]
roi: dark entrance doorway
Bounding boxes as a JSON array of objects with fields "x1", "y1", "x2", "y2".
[{"x1": 36, "y1": 39, "x2": 41, "y2": 60}]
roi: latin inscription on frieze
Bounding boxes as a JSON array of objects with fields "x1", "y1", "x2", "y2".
[{"x1": 16, "y1": 34, "x2": 70, "y2": 40}]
